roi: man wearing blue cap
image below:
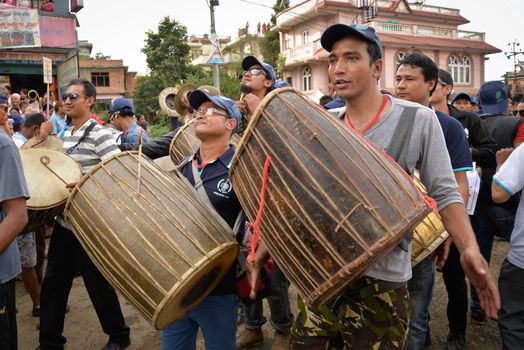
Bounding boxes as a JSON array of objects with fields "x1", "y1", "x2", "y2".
[
  {"x1": 110, "y1": 98, "x2": 149, "y2": 145},
  {"x1": 452, "y1": 92, "x2": 474, "y2": 113},
  {"x1": 236, "y1": 55, "x2": 293, "y2": 350},
  {"x1": 237, "y1": 55, "x2": 276, "y2": 120},
  {"x1": 246, "y1": 23, "x2": 500, "y2": 349},
  {"x1": 161, "y1": 91, "x2": 244, "y2": 350}
]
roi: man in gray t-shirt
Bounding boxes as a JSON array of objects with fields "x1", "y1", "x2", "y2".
[
  {"x1": 246, "y1": 24, "x2": 500, "y2": 349},
  {"x1": 0, "y1": 122, "x2": 29, "y2": 349}
]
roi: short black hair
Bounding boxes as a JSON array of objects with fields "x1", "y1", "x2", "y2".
[
  {"x1": 67, "y1": 78, "x2": 97, "y2": 100},
  {"x1": 319, "y1": 95, "x2": 333, "y2": 106},
  {"x1": 54, "y1": 101, "x2": 63, "y2": 112},
  {"x1": 398, "y1": 53, "x2": 438, "y2": 96},
  {"x1": 23, "y1": 113, "x2": 46, "y2": 128}
]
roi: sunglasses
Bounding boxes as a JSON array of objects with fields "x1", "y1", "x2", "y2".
[
  {"x1": 62, "y1": 92, "x2": 84, "y2": 102},
  {"x1": 242, "y1": 68, "x2": 268, "y2": 78},
  {"x1": 513, "y1": 109, "x2": 524, "y2": 117},
  {"x1": 191, "y1": 107, "x2": 229, "y2": 119}
]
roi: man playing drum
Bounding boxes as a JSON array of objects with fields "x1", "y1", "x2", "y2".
[
  {"x1": 37, "y1": 79, "x2": 131, "y2": 350},
  {"x1": 247, "y1": 24, "x2": 500, "y2": 349},
  {"x1": 0, "y1": 101, "x2": 29, "y2": 350},
  {"x1": 161, "y1": 90, "x2": 243, "y2": 350},
  {"x1": 235, "y1": 55, "x2": 294, "y2": 350}
]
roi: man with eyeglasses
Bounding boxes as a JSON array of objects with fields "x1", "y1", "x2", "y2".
[
  {"x1": 430, "y1": 69, "x2": 498, "y2": 349},
  {"x1": 37, "y1": 79, "x2": 131, "y2": 350},
  {"x1": 236, "y1": 57, "x2": 294, "y2": 350},
  {"x1": 161, "y1": 90, "x2": 243, "y2": 350},
  {"x1": 109, "y1": 98, "x2": 150, "y2": 145},
  {"x1": 236, "y1": 55, "x2": 276, "y2": 121}
]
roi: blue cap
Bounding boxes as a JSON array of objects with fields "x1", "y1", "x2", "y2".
[
  {"x1": 324, "y1": 96, "x2": 346, "y2": 109},
  {"x1": 470, "y1": 95, "x2": 479, "y2": 105},
  {"x1": 274, "y1": 80, "x2": 290, "y2": 89},
  {"x1": 242, "y1": 56, "x2": 276, "y2": 88},
  {"x1": 479, "y1": 81, "x2": 509, "y2": 115},
  {"x1": 188, "y1": 90, "x2": 242, "y2": 133},
  {"x1": 110, "y1": 97, "x2": 135, "y2": 114},
  {"x1": 321, "y1": 24, "x2": 382, "y2": 57},
  {"x1": 451, "y1": 92, "x2": 472, "y2": 104}
]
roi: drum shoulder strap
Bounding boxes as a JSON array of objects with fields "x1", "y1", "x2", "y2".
[
  {"x1": 386, "y1": 106, "x2": 417, "y2": 173},
  {"x1": 66, "y1": 122, "x2": 97, "y2": 155}
]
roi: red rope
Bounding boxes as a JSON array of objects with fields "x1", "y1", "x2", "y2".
[{"x1": 248, "y1": 155, "x2": 272, "y2": 263}]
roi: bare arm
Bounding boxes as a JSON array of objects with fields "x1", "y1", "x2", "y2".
[
  {"x1": 492, "y1": 148, "x2": 514, "y2": 203},
  {"x1": 0, "y1": 197, "x2": 28, "y2": 253}
]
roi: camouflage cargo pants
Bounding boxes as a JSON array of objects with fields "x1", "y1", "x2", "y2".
[{"x1": 292, "y1": 277, "x2": 410, "y2": 349}]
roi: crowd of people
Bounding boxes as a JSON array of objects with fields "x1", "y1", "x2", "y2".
[{"x1": 1, "y1": 22, "x2": 524, "y2": 350}]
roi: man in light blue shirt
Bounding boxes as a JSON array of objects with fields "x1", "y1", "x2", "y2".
[
  {"x1": 110, "y1": 98, "x2": 149, "y2": 145},
  {"x1": 50, "y1": 101, "x2": 66, "y2": 135}
]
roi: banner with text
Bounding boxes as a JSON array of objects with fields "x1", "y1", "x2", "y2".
[{"x1": 0, "y1": 5, "x2": 41, "y2": 48}]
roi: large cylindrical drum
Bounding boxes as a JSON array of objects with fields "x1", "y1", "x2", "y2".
[
  {"x1": 64, "y1": 152, "x2": 239, "y2": 329},
  {"x1": 411, "y1": 171, "x2": 448, "y2": 266},
  {"x1": 230, "y1": 88, "x2": 431, "y2": 307},
  {"x1": 22, "y1": 135, "x2": 63, "y2": 151},
  {"x1": 170, "y1": 120, "x2": 241, "y2": 165},
  {"x1": 20, "y1": 148, "x2": 82, "y2": 234}
]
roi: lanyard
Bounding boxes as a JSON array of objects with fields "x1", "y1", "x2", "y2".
[{"x1": 345, "y1": 95, "x2": 388, "y2": 133}]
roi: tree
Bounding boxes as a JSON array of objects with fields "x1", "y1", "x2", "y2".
[
  {"x1": 270, "y1": 0, "x2": 290, "y2": 26},
  {"x1": 93, "y1": 52, "x2": 111, "y2": 60},
  {"x1": 262, "y1": 0, "x2": 290, "y2": 71},
  {"x1": 132, "y1": 75, "x2": 164, "y2": 122},
  {"x1": 142, "y1": 16, "x2": 192, "y2": 87}
]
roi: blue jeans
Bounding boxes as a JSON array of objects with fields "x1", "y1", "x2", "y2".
[
  {"x1": 243, "y1": 263, "x2": 293, "y2": 332},
  {"x1": 407, "y1": 256, "x2": 435, "y2": 350},
  {"x1": 162, "y1": 294, "x2": 239, "y2": 350},
  {"x1": 470, "y1": 204, "x2": 515, "y2": 314}
]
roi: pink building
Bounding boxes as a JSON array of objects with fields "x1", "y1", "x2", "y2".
[{"x1": 276, "y1": 0, "x2": 500, "y2": 101}]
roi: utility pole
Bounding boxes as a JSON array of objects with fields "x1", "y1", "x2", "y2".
[
  {"x1": 208, "y1": 0, "x2": 220, "y2": 89},
  {"x1": 505, "y1": 40, "x2": 524, "y2": 92}
]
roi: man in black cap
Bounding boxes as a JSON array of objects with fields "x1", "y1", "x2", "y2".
[
  {"x1": 246, "y1": 24, "x2": 500, "y2": 349},
  {"x1": 452, "y1": 92, "x2": 474, "y2": 112}
]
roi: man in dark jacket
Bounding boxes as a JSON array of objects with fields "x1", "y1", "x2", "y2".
[{"x1": 430, "y1": 70, "x2": 499, "y2": 349}]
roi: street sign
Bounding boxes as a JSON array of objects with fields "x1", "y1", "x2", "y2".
[{"x1": 43, "y1": 57, "x2": 53, "y2": 84}]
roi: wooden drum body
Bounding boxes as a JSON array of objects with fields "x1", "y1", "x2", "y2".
[
  {"x1": 411, "y1": 171, "x2": 448, "y2": 266},
  {"x1": 230, "y1": 88, "x2": 431, "y2": 307},
  {"x1": 64, "y1": 152, "x2": 239, "y2": 329},
  {"x1": 20, "y1": 148, "x2": 82, "y2": 234}
]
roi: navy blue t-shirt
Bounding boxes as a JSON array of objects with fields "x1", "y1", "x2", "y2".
[
  {"x1": 434, "y1": 110, "x2": 473, "y2": 172},
  {"x1": 180, "y1": 144, "x2": 241, "y2": 295}
]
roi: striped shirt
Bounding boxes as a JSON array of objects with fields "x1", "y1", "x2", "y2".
[{"x1": 63, "y1": 118, "x2": 120, "y2": 173}]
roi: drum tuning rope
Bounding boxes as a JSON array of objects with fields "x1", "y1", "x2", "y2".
[
  {"x1": 137, "y1": 127, "x2": 143, "y2": 194},
  {"x1": 40, "y1": 156, "x2": 68, "y2": 185},
  {"x1": 248, "y1": 155, "x2": 272, "y2": 264}
]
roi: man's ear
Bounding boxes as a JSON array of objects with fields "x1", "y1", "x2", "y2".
[{"x1": 264, "y1": 79, "x2": 273, "y2": 89}]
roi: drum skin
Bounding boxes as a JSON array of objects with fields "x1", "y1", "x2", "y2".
[
  {"x1": 64, "y1": 151, "x2": 239, "y2": 329},
  {"x1": 411, "y1": 171, "x2": 448, "y2": 266},
  {"x1": 19, "y1": 148, "x2": 82, "y2": 234},
  {"x1": 230, "y1": 88, "x2": 431, "y2": 307},
  {"x1": 22, "y1": 135, "x2": 63, "y2": 151},
  {"x1": 169, "y1": 120, "x2": 241, "y2": 165}
]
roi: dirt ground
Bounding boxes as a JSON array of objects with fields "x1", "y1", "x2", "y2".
[{"x1": 16, "y1": 238, "x2": 508, "y2": 350}]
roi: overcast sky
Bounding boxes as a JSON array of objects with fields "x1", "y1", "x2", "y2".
[{"x1": 76, "y1": 0, "x2": 522, "y2": 81}]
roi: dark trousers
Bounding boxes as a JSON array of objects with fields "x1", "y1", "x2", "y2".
[
  {"x1": 499, "y1": 259, "x2": 524, "y2": 350},
  {"x1": 442, "y1": 243, "x2": 468, "y2": 334},
  {"x1": 0, "y1": 279, "x2": 17, "y2": 350},
  {"x1": 39, "y1": 223, "x2": 130, "y2": 349}
]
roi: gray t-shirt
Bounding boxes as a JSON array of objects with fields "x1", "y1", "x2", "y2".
[
  {"x1": 335, "y1": 96, "x2": 463, "y2": 282},
  {"x1": 0, "y1": 129, "x2": 29, "y2": 283}
]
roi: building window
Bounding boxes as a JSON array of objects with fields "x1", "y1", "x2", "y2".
[
  {"x1": 192, "y1": 49, "x2": 203, "y2": 59},
  {"x1": 91, "y1": 72, "x2": 110, "y2": 87},
  {"x1": 286, "y1": 77, "x2": 292, "y2": 87},
  {"x1": 448, "y1": 55, "x2": 471, "y2": 84},
  {"x1": 302, "y1": 30, "x2": 309, "y2": 45},
  {"x1": 284, "y1": 39, "x2": 290, "y2": 50},
  {"x1": 302, "y1": 66, "x2": 311, "y2": 91}
]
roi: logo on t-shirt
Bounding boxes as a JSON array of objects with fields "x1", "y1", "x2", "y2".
[{"x1": 217, "y1": 179, "x2": 232, "y2": 194}]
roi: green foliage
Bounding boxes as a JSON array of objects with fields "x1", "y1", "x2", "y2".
[
  {"x1": 142, "y1": 16, "x2": 192, "y2": 87},
  {"x1": 150, "y1": 117, "x2": 171, "y2": 139},
  {"x1": 132, "y1": 75, "x2": 164, "y2": 122},
  {"x1": 261, "y1": 29, "x2": 280, "y2": 70},
  {"x1": 270, "y1": 0, "x2": 290, "y2": 26},
  {"x1": 93, "y1": 52, "x2": 111, "y2": 60},
  {"x1": 276, "y1": 53, "x2": 287, "y2": 78}
]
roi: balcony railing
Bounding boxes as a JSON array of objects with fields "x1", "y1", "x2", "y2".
[
  {"x1": 284, "y1": 39, "x2": 322, "y2": 63},
  {"x1": 370, "y1": 21, "x2": 485, "y2": 41}
]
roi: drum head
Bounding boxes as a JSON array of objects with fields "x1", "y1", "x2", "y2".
[
  {"x1": 20, "y1": 148, "x2": 82, "y2": 209},
  {"x1": 21, "y1": 135, "x2": 63, "y2": 151}
]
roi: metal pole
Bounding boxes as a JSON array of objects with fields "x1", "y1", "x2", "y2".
[
  {"x1": 210, "y1": 2, "x2": 220, "y2": 89},
  {"x1": 46, "y1": 83, "x2": 50, "y2": 117}
]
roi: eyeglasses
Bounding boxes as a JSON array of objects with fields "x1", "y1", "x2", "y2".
[
  {"x1": 242, "y1": 68, "x2": 268, "y2": 78},
  {"x1": 438, "y1": 80, "x2": 448, "y2": 87},
  {"x1": 513, "y1": 109, "x2": 524, "y2": 117},
  {"x1": 191, "y1": 108, "x2": 229, "y2": 119},
  {"x1": 62, "y1": 92, "x2": 84, "y2": 102}
]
